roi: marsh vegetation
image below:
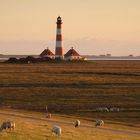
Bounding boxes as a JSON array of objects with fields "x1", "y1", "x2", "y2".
[{"x1": 0, "y1": 61, "x2": 140, "y2": 124}]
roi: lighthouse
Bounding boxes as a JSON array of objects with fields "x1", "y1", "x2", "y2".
[{"x1": 55, "y1": 16, "x2": 64, "y2": 60}]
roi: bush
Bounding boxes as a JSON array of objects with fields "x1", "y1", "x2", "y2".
[{"x1": 6, "y1": 57, "x2": 18, "y2": 63}]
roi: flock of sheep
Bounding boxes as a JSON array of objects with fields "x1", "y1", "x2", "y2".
[
  {"x1": 51, "y1": 118, "x2": 104, "y2": 136},
  {"x1": 46, "y1": 111, "x2": 105, "y2": 137},
  {"x1": 95, "y1": 107, "x2": 120, "y2": 112},
  {"x1": 1, "y1": 106, "x2": 121, "y2": 137},
  {"x1": 0, "y1": 118, "x2": 104, "y2": 137}
]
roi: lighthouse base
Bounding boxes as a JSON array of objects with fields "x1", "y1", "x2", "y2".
[
  {"x1": 55, "y1": 47, "x2": 64, "y2": 60},
  {"x1": 55, "y1": 56, "x2": 64, "y2": 60}
]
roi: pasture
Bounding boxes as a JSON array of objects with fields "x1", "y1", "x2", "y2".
[
  {"x1": 0, "y1": 109, "x2": 139, "y2": 140},
  {"x1": 0, "y1": 61, "x2": 140, "y2": 124}
]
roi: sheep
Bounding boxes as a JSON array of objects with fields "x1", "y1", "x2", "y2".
[
  {"x1": 52, "y1": 126, "x2": 61, "y2": 137},
  {"x1": 46, "y1": 113, "x2": 52, "y2": 119},
  {"x1": 110, "y1": 107, "x2": 120, "y2": 112},
  {"x1": 96, "y1": 107, "x2": 109, "y2": 112},
  {"x1": 0, "y1": 121, "x2": 15, "y2": 132},
  {"x1": 95, "y1": 120, "x2": 104, "y2": 127},
  {"x1": 74, "y1": 120, "x2": 80, "y2": 127}
]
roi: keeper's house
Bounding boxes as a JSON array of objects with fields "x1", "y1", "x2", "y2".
[
  {"x1": 40, "y1": 48, "x2": 55, "y2": 59},
  {"x1": 64, "y1": 47, "x2": 84, "y2": 60}
]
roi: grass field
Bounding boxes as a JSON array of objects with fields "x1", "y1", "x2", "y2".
[
  {"x1": 0, "y1": 61, "x2": 140, "y2": 125},
  {"x1": 0, "y1": 109, "x2": 139, "y2": 140}
]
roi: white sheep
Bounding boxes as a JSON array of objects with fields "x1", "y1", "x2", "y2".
[
  {"x1": 0, "y1": 121, "x2": 15, "y2": 132},
  {"x1": 74, "y1": 120, "x2": 80, "y2": 127},
  {"x1": 46, "y1": 113, "x2": 52, "y2": 119},
  {"x1": 110, "y1": 107, "x2": 120, "y2": 112},
  {"x1": 96, "y1": 107, "x2": 109, "y2": 112},
  {"x1": 95, "y1": 120, "x2": 104, "y2": 127},
  {"x1": 52, "y1": 126, "x2": 61, "y2": 136}
]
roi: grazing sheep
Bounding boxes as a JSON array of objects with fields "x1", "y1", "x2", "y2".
[
  {"x1": 74, "y1": 120, "x2": 80, "y2": 127},
  {"x1": 95, "y1": 120, "x2": 104, "y2": 127},
  {"x1": 110, "y1": 107, "x2": 120, "y2": 112},
  {"x1": 0, "y1": 121, "x2": 15, "y2": 132},
  {"x1": 46, "y1": 113, "x2": 52, "y2": 119},
  {"x1": 52, "y1": 126, "x2": 61, "y2": 136},
  {"x1": 96, "y1": 107, "x2": 109, "y2": 112}
]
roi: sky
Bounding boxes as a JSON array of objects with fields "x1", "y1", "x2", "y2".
[{"x1": 0, "y1": 0, "x2": 140, "y2": 56}]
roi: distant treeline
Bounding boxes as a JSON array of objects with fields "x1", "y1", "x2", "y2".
[
  {"x1": 5, "y1": 56, "x2": 54, "y2": 63},
  {"x1": 5, "y1": 56, "x2": 86, "y2": 63}
]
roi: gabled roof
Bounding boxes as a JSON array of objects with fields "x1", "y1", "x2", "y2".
[
  {"x1": 40, "y1": 48, "x2": 54, "y2": 57},
  {"x1": 64, "y1": 47, "x2": 80, "y2": 57}
]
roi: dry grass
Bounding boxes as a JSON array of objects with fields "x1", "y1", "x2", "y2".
[
  {"x1": 0, "y1": 109, "x2": 139, "y2": 140},
  {"x1": 0, "y1": 61, "x2": 140, "y2": 124}
]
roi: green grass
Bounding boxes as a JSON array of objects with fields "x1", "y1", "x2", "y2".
[{"x1": 0, "y1": 61, "x2": 140, "y2": 124}]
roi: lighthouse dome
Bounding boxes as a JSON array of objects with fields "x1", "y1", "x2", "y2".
[{"x1": 57, "y1": 16, "x2": 61, "y2": 20}]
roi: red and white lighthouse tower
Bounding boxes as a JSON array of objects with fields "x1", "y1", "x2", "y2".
[{"x1": 55, "y1": 16, "x2": 64, "y2": 59}]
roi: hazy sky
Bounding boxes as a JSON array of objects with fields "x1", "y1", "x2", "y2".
[{"x1": 0, "y1": 0, "x2": 140, "y2": 55}]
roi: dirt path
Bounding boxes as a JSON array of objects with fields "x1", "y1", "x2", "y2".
[{"x1": 0, "y1": 112, "x2": 140, "y2": 137}]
